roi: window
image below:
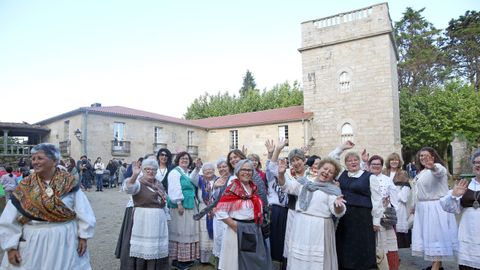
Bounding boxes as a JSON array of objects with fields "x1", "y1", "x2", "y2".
[
  {"x1": 113, "y1": 122, "x2": 125, "y2": 146},
  {"x1": 187, "y1": 130, "x2": 194, "y2": 146},
  {"x1": 339, "y1": 71, "x2": 351, "y2": 92},
  {"x1": 63, "y1": 120, "x2": 70, "y2": 140},
  {"x1": 154, "y1": 127, "x2": 163, "y2": 143},
  {"x1": 341, "y1": 123, "x2": 354, "y2": 143},
  {"x1": 278, "y1": 125, "x2": 289, "y2": 146},
  {"x1": 230, "y1": 130, "x2": 238, "y2": 150}
]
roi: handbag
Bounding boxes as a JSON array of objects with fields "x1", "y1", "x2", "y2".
[{"x1": 380, "y1": 203, "x2": 397, "y2": 229}]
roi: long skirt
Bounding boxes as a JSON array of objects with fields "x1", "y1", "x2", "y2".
[
  {"x1": 116, "y1": 206, "x2": 134, "y2": 259},
  {"x1": 198, "y1": 213, "x2": 213, "y2": 263},
  {"x1": 287, "y1": 214, "x2": 338, "y2": 270},
  {"x1": 212, "y1": 216, "x2": 227, "y2": 257},
  {"x1": 0, "y1": 220, "x2": 91, "y2": 270},
  {"x1": 412, "y1": 200, "x2": 458, "y2": 261},
  {"x1": 168, "y1": 208, "x2": 200, "y2": 262},
  {"x1": 336, "y1": 205, "x2": 376, "y2": 270},
  {"x1": 282, "y1": 209, "x2": 296, "y2": 258},
  {"x1": 269, "y1": 205, "x2": 288, "y2": 261}
]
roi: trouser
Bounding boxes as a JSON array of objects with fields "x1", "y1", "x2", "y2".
[{"x1": 96, "y1": 174, "x2": 103, "y2": 190}]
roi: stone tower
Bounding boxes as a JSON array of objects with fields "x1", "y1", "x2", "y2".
[{"x1": 300, "y1": 3, "x2": 402, "y2": 159}]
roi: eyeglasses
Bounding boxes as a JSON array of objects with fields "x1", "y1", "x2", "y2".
[
  {"x1": 239, "y1": 169, "x2": 253, "y2": 173},
  {"x1": 370, "y1": 163, "x2": 382, "y2": 166},
  {"x1": 144, "y1": 168, "x2": 156, "y2": 172},
  {"x1": 473, "y1": 161, "x2": 480, "y2": 165},
  {"x1": 159, "y1": 153, "x2": 168, "y2": 157}
]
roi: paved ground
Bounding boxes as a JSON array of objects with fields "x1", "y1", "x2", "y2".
[{"x1": 1, "y1": 188, "x2": 459, "y2": 269}]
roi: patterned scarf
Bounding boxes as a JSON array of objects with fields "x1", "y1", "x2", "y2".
[
  {"x1": 216, "y1": 178, "x2": 263, "y2": 224},
  {"x1": 11, "y1": 169, "x2": 80, "y2": 225}
]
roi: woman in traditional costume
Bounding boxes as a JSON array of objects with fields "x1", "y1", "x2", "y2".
[
  {"x1": 0, "y1": 143, "x2": 96, "y2": 270},
  {"x1": 440, "y1": 149, "x2": 480, "y2": 270},
  {"x1": 216, "y1": 159, "x2": 272, "y2": 270},
  {"x1": 411, "y1": 147, "x2": 458, "y2": 270},
  {"x1": 167, "y1": 151, "x2": 200, "y2": 270},
  {"x1": 122, "y1": 158, "x2": 169, "y2": 269},
  {"x1": 278, "y1": 157, "x2": 346, "y2": 269}
]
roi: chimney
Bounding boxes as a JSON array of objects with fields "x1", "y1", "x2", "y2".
[{"x1": 91, "y1": 103, "x2": 102, "y2": 107}]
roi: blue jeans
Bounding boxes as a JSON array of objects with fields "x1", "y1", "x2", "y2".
[
  {"x1": 81, "y1": 174, "x2": 91, "y2": 189},
  {"x1": 96, "y1": 174, "x2": 103, "y2": 191}
]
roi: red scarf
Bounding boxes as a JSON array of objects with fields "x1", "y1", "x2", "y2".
[{"x1": 216, "y1": 178, "x2": 263, "y2": 224}]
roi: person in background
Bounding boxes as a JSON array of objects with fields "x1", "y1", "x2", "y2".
[
  {"x1": 382, "y1": 153, "x2": 412, "y2": 249},
  {"x1": 78, "y1": 155, "x2": 93, "y2": 191},
  {"x1": 412, "y1": 147, "x2": 458, "y2": 270},
  {"x1": 155, "y1": 148, "x2": 174, "y2": 191},
  {"x1": 106, "y1": 159, "x2": 118, "y2": 188},
  {"x1": 94, "y1": 157, "x2": 105, "y2": 192},
  {"x1": 305, "y1": 154, "x2": 321, "y2": 180},
  {"x1": 117, "y1": 162, "x2": 127, "y2": 191},
  {"x1": 0, "y1": 143, "x2": 96, "y2": 269},
  {"x1": 369, "y1": 155, "x2": 400, "y2": 270},
  {"x1": 211, "y1": 158, "x2": 230, "y2": 268},
  {"x1": 0, "y1": 167, "x2": 17, "y2": 201},
  {"x1": 440, "y1": 149, "x2": 480, "y2": 270},
  {"x1": 65, "y1": 157, "x2": 79, "y2": 182},
  {"x1": 247, "y1": 153, "x2": 267, "y2": 190}
]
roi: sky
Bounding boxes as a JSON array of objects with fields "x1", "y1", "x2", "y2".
[{"x1": 0, "y1": 0, "x2": 478, "y2": 124}]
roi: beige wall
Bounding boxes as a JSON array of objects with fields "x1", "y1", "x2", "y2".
[
  {"x1": 301, "y1": 3, "x2": 401, "y2": 161},
  {"x1": 203, "y1": 121, "x2": 309, "y2": 163}
]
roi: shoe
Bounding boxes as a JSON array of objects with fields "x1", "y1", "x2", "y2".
[{"x1": 95, "y1": 190, "x2": 99, "y2": 192}]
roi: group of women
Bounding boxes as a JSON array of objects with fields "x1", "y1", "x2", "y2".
[{"x1": 0, "y1": 141, "x2": 479, "y2": 270}]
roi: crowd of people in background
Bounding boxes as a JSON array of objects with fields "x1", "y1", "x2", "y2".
[{"x1": 0, "y1": 139, "x2": 479, "y2": 270}]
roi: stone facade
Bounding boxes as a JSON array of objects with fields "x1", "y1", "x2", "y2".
[{"x1": 300, "y1": 3, "x2": 401, "y2": 160}]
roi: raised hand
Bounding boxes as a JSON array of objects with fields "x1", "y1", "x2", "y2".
[
  {"x1": 361, "y1": 149, "x2": 369, "y2": 163},
  {"x1": 265, "y1": 139, "x2": 275, "y2": 155},
  {"x1": 341, "y1": 140, "x2": 355, "y2": 150},
  {"x1": 452, "y1": 179, "x2": 469, "y2": 197},
  {"x1": 132, "y1": 160, "x2": 141, "y2": 176},
  {"x1": 241, "y1": 145, "x2": 248, "y2": 155},
  {"x1": 300, "y1": 145, "x2": 311, "y2": 155},
  {"x1": 195, "y1": 158, "x2": 203, "y2": 169},
  {"x1": 277, "y1": 138, "x2": 288, "y2": 150}
]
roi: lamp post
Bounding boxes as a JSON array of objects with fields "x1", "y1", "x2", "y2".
[
  {"x1": 74, "y1": 129, "x2": 83, "y2": 142},
  {"x1": 74, "y1": 128, "x2": 87, "y2": 156}
]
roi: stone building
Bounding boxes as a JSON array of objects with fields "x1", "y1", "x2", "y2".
[{"x1": 18, "y1": 3, "x2": 400, "y2": 165}]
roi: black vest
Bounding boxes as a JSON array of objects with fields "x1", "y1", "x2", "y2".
[{"x1": 338, "y1": 170, "x2": 372, "y2": 208}]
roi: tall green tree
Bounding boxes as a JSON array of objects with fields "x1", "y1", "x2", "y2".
[
  {"x1": 400, "y1": 81, "x2": 480, "y2": 160},
  {"x1": 445, "y1": 10, "x2": 480, "y2": 91},
  {"x1": 394, "y1": 7, "x2": 450, "y2": 92},
  {"x1": 239, "y1": 70, "x2": 257, "y2": 96}
]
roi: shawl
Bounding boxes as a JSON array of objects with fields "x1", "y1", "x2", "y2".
[
  {"x1": 139, "y1": 177, "x2": 167, "y2": 207},
  {"x1": 11, "y1": 169, "x2": 80, "y2": 225},
  {"x1": 297, "y1": 176, "x2": 342, "y2": 211},
  {"x1": 216, "y1": 178, "x2": 263, "y2": 224}
]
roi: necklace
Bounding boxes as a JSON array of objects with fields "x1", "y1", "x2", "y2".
[
  {"x1": 473, "y1": 179, "x2": 480, "y2": 209},
  {"x1": 45, "y1": 180, "x2": 54, "y2": 197}
]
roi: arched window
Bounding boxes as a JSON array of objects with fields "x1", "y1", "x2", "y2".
[
  {"x1": 341, "y1": 123, "x2": 354, "y2": 143},
  {"x1": 339, "y1": 71, "x2": 351, "y2": 92}
]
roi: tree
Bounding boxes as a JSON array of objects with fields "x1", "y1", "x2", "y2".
[
  {"x1": 239, "y1": 70, "x2": 257, "y2": 96},
  {"x1": 394, "y1": 7, "x2": 450, "y2": 92},
  {"x1": 400, "y1": 81, "x2": 480, "y2": 160},
  {"x1": 445, "y1": 10, "x2": 480, "y2": 91},
  {"x1": 184, "y1": 80, "x2": 303, "y2": 120}
]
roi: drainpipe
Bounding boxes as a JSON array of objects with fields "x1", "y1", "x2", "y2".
[
  {"x1": 3, "y1": 130, "x2": 8, "y2": 155},
  {"x1": 83, "y1": 110, "x2": 88, "y2": 156}
]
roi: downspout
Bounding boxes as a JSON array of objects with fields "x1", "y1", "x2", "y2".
[{"x1": 83, "y1": 110, "x2": 88, "y2": 156}]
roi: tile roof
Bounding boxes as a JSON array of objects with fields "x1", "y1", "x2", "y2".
[
  {"x1": 190, "y1": 105, "x2": 313, "y2": 129},
  {"x1": 36, "y1": 105, "x2": 312, "y2": 129}
]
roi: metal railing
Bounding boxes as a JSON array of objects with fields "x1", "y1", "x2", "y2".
[
  {"x1": 111, "y1": 140, "x2": 131, "y2": 156},
  {"x1": 0, "y1": 144, "x2": 35, "y2": 156}
]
